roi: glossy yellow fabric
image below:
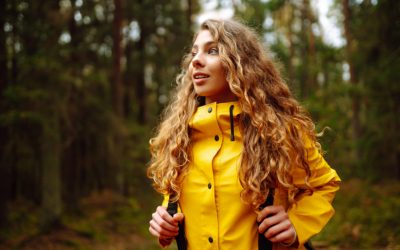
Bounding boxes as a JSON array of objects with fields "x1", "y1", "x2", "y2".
[{"x1": 162, "y1": 102, "x2": 340, "y2": 250}]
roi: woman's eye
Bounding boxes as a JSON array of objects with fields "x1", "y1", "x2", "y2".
[
  {"x1": 191, "y1": 51, "x2": 197, "y2": 57},
  {"x1": 209, "y1": 48, "x2": 219, "y2": 54}
]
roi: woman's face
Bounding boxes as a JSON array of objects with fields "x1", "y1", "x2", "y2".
[{"x1": 189, "y1": 30, "x2": 236, "y2": 104}]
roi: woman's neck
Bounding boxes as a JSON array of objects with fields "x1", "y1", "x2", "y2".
[{"x1": 205, "y1": 92, "x2": 238, "y2": 105}]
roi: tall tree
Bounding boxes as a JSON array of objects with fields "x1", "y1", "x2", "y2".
[
  {"x1": 135, "y1": 0, "x2": 149, "y2": 124},
  {"x1": 9, "y1": 0, "x2": 17, "y2": 85},
  {"x1": 39, "y1": 0, "x2": 64, "y2": 230},
  {"x1": 0, "y1": 0, "x2": 9, "y2": 227},
  {"x1": 342, "y1": 0, "x2": 361, "y2": 162},
  {"x1": 0, "y1": 0, "x2": 6, "y2": 96},
  {"x1": 298, "y1": 0, "x2": 317, "y2": 98},
  {"x1": 41, "y1": 116, "x2": 62, "y2": 230},
  {"x1": 271, "y1": 1, "x2": 296, "y2": 85},
  {"x1": 285, "y1": 3, "x2": 295, "y2": 85},
  {"x1": 187, "y1": 0, "x2": 193, "y2": 28},
  {"x1": 303, "y1": 0, "x2": 317, "y2": 93},
  {"x1": 356, "y1": 0, "x2": 400, "y2": 178},
  {"x1": 112, "y1": 0, "x2": 124, "y2": 117},
  {"x1": 112, "y1": 0, "x2": 125, "y2": 193}
]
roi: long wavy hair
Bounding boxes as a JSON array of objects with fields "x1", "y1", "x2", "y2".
[{"x1": 147, "y1": 19, "x2": 319, "y2": 209}]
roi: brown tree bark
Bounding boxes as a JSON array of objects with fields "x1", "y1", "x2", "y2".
[
  {"x1": 301, "y1": 0, "x2": 317, "y2": 96},
  {"x1": 112, "y1": 0, "x2": 124, "y2": 117},
  {"x1": 136, "y1": 0, "x2": 147, "y2": 124},
  {"x1": 63, "y1": 0, "x2": 81, "y2": 210},
  {"x1": 112, "y1": 0, "x2": 125, "y2": 194},
  {"x1": 136, "y1": 35, "x2": 146, "y2": 124},
  {"x1": 40, "y1": 1, "x2": 63, "y2": 231},
  {"x1": 286, "y1": 2, "x2": 295, "y2": 86},
  {"x1": 299, "y1": 1, "x2": 308, "y2": 98},
  {"x1": 343, "y1": 0, "x2": 361, "y2": 161},
  {"x1": 0, "y1": 0, "x2": 7, "y2": 95},
  {"x1": 41, "y1": 117, "x2": 62, "y2": 230},
  {"x1": 0, "y1": 0, "x2": 9, "y2": 224},
  {"x1": 123, "y1": 41, "x2": 133, "y2": 118},
  {"x1": 10, "y1": 0, "x2": 17, "y2": 85},
  {"x1": 187, "y1": 0, "x2": 192, "y2": 29}
]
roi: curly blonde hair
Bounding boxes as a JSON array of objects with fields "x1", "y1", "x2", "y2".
[{"x1": 147, "y1": 19, "x2": 318, "y2": 209}]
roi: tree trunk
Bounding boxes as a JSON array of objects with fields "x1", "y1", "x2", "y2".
[
  {"x1": 41, "y1": 117, "x2": 62, "y2": 231},
  {"x1": 69, "y1": 0, "x2": 79, "y2": 64},
  {"x1": 187, "y1": 0, "x2": 192, "y2": 29},
  {"x1": 0, "y1": 2, "x2": 8, "y2": 227},
  {"x1": 136, "y1": 0, "x2": 147, "y2": 124},
  {"x1": 0, "y1": 131, "x2": 11, "y2": 227},
  {"x1": 62, "y1": 0, "x2": 81, "y2": 209},
  {"x1": 0, "y1": 0, "x2": 7, "y2": 95},
  {"x1": 136, "y1": 37, "x2": 146, "y2": 124},
  {"x1": 286, "y1": 2, "x2": 295, "y2": 87},
  {"x1": 112, "y1": 0, "x2": 124, "y2": 193},
  {"x1": 299, "y1": 1, "x2": 308, "y2": 98},
  {"x1": 0, "y1": 2, "x2": 10, "y2": 219},
  {"x1": 10, "y1": 0, "x2": 17, "y2": 85},
  {"x1": 123, "y1": 41, "x2": 133, "y2": 118},
  {"x1": 301, "y1": 0, "x2": 317, "y2": 97},
  {"x1": 40, "y1": 0, "x2": 64, "y2": 230},
  {"x1": 305, "y1": 0, "x2": 316, "y2": 90},
  {"x1": 112, "y1": 0, "x2": 124, "y2": 117},
  {"x1": 342, "y1": 0, "x2": 361, "y2": 161}
]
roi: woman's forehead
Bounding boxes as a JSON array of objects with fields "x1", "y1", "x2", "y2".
[{"x1": 192, "y1": 30, "x2": 217, "y2": 48}]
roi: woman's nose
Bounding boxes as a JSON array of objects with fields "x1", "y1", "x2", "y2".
[{"x1": 192, "y1": 53, "x2": 204, "y2": 68}]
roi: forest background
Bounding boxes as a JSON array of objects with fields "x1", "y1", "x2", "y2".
[{"x1": 0, "y1": 0, "x2": 399, "y2": 249}]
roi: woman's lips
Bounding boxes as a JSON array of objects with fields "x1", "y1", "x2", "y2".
[{"x1": 193, "y1": 72, "x2": 210, "y2": 85}]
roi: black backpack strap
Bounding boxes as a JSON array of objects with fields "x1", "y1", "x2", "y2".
[
  {"x1": 258, "y1": 188, "x2": 315, "y2": 250},
  {"x1": 304, "y1": 240, "x2": 315, "y2": 250},
  {"x1": 167, "y1": 198, "x2": 187, "y2": 250},
  {"x1": 258, "y1": 188, "x2": 275, "y2": 250}
]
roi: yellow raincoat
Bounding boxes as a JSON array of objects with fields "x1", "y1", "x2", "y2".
[{"x1": 163, "y1": 102, "x2": 340, "y2": 250}]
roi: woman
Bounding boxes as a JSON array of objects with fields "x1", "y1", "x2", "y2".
[{"x1": 147, "y1": 19, "x2": 340, "y2": 250}]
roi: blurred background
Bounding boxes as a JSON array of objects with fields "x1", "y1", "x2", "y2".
[{"x1": 0, "y1": 0, "x2": 399, "y2": 249}]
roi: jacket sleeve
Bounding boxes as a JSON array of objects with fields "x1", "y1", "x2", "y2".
[{"x1": 287, "y1": 136, "x2": 341, "y2": 246}]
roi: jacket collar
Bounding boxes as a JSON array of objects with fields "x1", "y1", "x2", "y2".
[{"x1": 189, "y1": 101, "x2": 242, "y2": 141}]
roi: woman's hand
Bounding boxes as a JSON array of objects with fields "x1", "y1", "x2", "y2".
[
  {"x1": 149, "y1": 206, "x2": 185, "y2": 247},
  {"x1": 257, "y1": 205, "x2": 297, "y2": 246}
]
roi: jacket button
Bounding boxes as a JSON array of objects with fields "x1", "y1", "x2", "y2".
[
  {"x1": 208, "y1": 183, "x2": 212, "y2": 189},
  {"x1": 214, "y1": 135, "x2": 219, "y2": 141},
  {"x1": 208, "y1": 236, "x2": 213, "y2": 243},
  {"x1": 208, "y1": 107, "x2": 212, "y2": 113}
]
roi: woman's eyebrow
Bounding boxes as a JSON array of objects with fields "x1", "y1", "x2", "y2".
[{"x1": 192, "y1": 41, "x2": 218, "y2": 49}]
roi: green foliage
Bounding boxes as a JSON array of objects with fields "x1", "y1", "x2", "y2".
[
  {"x1": 0, "y1": 191, "x2": 161, "y2": 249},
  {"x1": 0, "y1": 0, "x2": 199, "y2": 198},
  {"x1": 234, "y1": 0, "x2": 269, "y2": 32},
  {"x1": 0, "y1": 199, "x2": 39, "y2": 241},
  {"x1": 348, "y1": 0, "x2": 400, "y2": 179},
  {"x1": 314, "y1": 179, "x2": 400, "y2": 249}
]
